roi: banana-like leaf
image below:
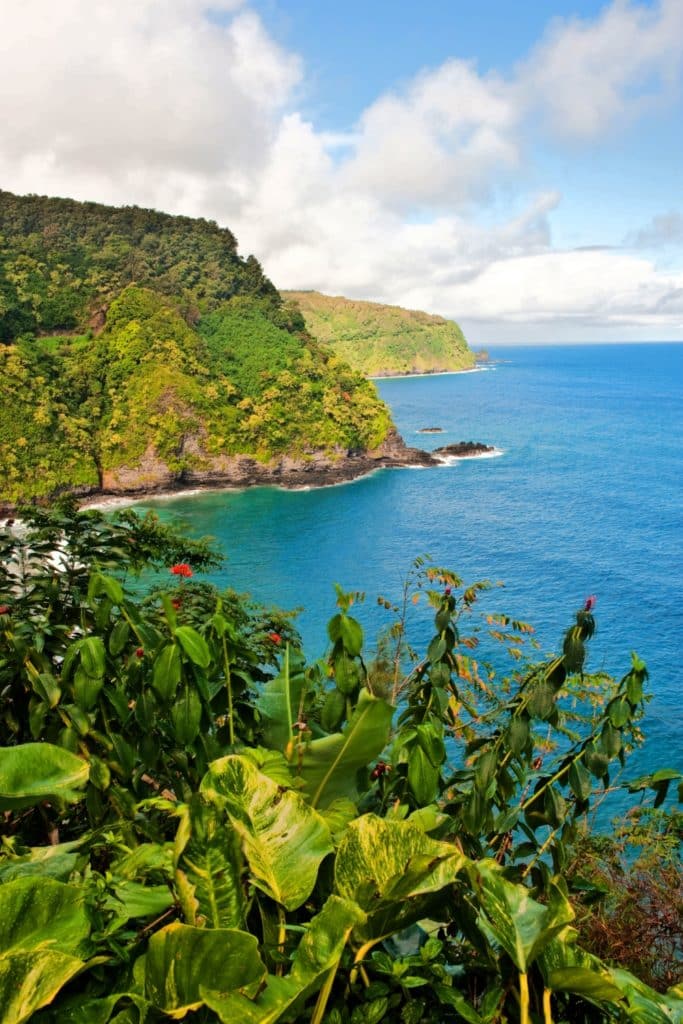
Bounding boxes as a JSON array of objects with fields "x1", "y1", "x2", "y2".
[
  {"x1": 173, "y1": 796, "x2": 246, "y2": 928},
  {"x1": 257, "y1": 647, "x2": 308, "y2": 752},
  {"x1": 295, "y1": 691, "x2": 393, "y2": 809},
  {"x1": 334, "y1": 815, "x2": 466, "y2": 942},
  {"x1": 469, "y1": 861, "x2": 574, "y2": 972},
  {"x1": 0, "y1": 743, "x2": 89, "y2": 810},
  {"x1": 201, "y1": 755, "x2": 332, "y2": 910},
  {"x1": 0, "y1": 950, "x2": 86, "y2": 1024},
  {"x1": 144, "y1": 922, "x2": 265, "y2": 1016},
  {"x1": 202, "y1": 895, "x2": 366, "y2": 1024}
]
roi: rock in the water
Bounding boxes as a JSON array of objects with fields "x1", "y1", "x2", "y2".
[
  {"x1": 433, "y1": 441, "x2": 494, "y2": 458},
  {"x1": 417, "y1": 427, "x2": 444, "y2": 433}
]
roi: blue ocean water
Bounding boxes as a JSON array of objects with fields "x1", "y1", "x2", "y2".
[{"x1": 135, "y1": 343, "x2": 683, "y2": 783}]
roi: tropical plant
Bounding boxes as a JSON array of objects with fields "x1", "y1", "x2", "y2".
[{"x1": 0, "y1": 512, "x2": 680, "y2": 1023}]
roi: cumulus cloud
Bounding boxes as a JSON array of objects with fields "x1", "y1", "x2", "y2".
[
  {"x1": 0, "y1": 0, "x2": 300, "y2": 206},
  {"x1": 1, "y1": 0, "x2": 682, "y2": 339},
  {"x1": 519, "y1": 0, "x2": 683, "y2": 140}
]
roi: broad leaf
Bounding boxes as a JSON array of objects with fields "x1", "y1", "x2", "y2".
[
  {"x1": 0, "y1": 744, "x2": 89, "y2": 810},
  {"x1": 469, "y1": 861, "x2": 574, "y2": 972},
  {"x1": 0, "y1": 950, "x2": 86, "y2": 1024},
  {"x1": 0, "y1": 879, "x2": 92, "y2": 1024},
  {"x1": 174, "y1": 797, "x2": 246, "y2": 928},
  {"x1": 201, "y1": 754, "x2": 332, "y2": 910},
  {"x1": 0, "y1": 877, "x2": 91, "y2": 957},
  {"x1": 295, "y1": 691, "x2": 393, "y2": 809},
  {"x1": 145, "y1": 923, "x2": 264, "y2": 1015},
  {"x1": 0, "y1": 840, "x2": 83, "y2": 882},
  {"x1": 202, "y1": 896, "x2": 365, "y2": 1024},
  {"x1": 335, "y1": 815, "x2": 466, "y2": 942}
]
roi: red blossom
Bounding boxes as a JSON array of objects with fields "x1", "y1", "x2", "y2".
[
  {"x1": 0, "y1": 604, "x2": 10, "y2": 615},
  {"x1": 444, "y1": 587, "x2": 452, "y2": 596},
  {"x1": 371, "y1": 761, "x2": 392, "y2": 780},
  {"x1": 584, "y1": 595, "x2": 597, "y2": 612},
  {"x1": 268, "y1": 632, "x2": 282, "y2": 645},
  {"x1": 135, "y1": 647, "x2": 145, "y2": 658},
  {"x1": 171, "y1": 598, "x2": 183, "y2": 610},
  {"x1": 170, "y1": 563, "x2": 193, "y2": 578}
]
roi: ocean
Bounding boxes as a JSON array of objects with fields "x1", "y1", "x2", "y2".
[{"x1": 133, "y1": 342, "x2": 683, "y2": 790}]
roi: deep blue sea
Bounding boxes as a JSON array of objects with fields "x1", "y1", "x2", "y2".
[{"x1": 134, "y1": 343, "x2": 682, "y2": 790}]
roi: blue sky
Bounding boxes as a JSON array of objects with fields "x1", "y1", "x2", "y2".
[{"x1": 1, "y1": 0, "x2": 682, "y2": 342}]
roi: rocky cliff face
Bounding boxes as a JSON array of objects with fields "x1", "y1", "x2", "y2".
[{"x1": 98, "y1": 428, "x2": 435, "y2": 497}]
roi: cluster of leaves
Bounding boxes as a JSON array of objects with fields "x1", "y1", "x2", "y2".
[
  {"x1": 0, "y1": 508, "x2": 681, "y2": 1023},
  {"x1": 283, "y1": 291, "x2": 475, "y2": 377},
  {"x1": 0, "y1": 193, "x2": 393, "y2": 504}
]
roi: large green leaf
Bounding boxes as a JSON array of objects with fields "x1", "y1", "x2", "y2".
[
  {"x1": 0, "y1": 744, "x2": 89, "y2": 810},
  {"x1": 0, "y1": 950, "x2": 86, "y2": 1024},
  {"x1": 0, "y1": 877, "x2": 91, "y2": 956},
  {"x1": 145, "y1": 922, "x2": 264, "y2": 1016},
  {"x1": 0, "y1": 879, "x2": 92, "y2": 1024},
  {"x1": 257, "y1": 648, "x2": 308, "y2": 752},
  {"x1": 201, "y1": 754, "x2": 332, "y2": 910},
  {"x1": 173, "y1": 796, "x2": 246, "y2": 928},
  {"x1": 202, "y1": 896, "x2": 365, "y2": 1024},
  {"x1": 469, "y1": 861, "x2": 574, "y2": 972},
  {"x1": 295, "y1": 691, "x2": 393, "y2": 809},
  {"x1": 0, "y1": 839, "x2": 83, "y2": 882},
  {"x1": 334, "y1": 815, "x2": 466, "y2": 942}
]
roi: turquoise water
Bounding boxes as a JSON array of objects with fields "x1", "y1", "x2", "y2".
[{"x1": 134, "y1": 343, "x2": 683, "y2": 782}]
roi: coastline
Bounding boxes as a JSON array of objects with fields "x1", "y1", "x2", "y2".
[
  {"x1": 1, "y1": 431, "x2": 499, "y2": 517},
  {"x1": 369, "y1": 365, "x2": 485, "y2": 381}
]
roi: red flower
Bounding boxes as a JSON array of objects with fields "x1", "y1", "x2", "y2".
[
  {"x1": 444, "y1": 587, "x2": 452, "y2": 596},
  {"x1": 371, "y1": 760, "x2": 392, "y2": 780},
  {"x1": 171, "y1": 598, "x2": 183, "y2": 610},
  {"x1": 170, "y1": 563, "x2": 193, "y2": 578},
  {"x1": 135, "y1": 647, "x2": 145, "y2": 658},
  {"x1": 584, "y1": 595, "x2": 597, "y2": 612},
  {"x1": 0, "y1": 604, "x2": 10, "y2": 615},
  {"x1": 268, "y1": 632, "x2": 282, "y2": 645}
]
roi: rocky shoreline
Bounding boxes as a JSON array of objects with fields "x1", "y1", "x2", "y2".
[{"x1": 0, "y1": 432, "x2": 497, "y2": 514}]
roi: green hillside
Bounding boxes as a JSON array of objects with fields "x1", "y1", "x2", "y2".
[
  {"x1": 284, "y1": 290, "x2": 475, "y2": 376},
  {"x1": 0, "y1": 193, "x2": 391, "y2": 504}
]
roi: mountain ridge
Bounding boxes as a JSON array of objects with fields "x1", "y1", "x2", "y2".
[{"x1": 283, "y1": 290, "x2": 475, "y2": 377}]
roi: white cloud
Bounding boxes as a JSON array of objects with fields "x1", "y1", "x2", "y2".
[
  {"x1": 0, "y1": 1, "x2": 300, "y2": 202},
  {"x1": 1, "y1": 0, "x2": 682, "y2": 340},
  {"x1": 519, "y1": 0, "x2": 683, "y2": 140}
]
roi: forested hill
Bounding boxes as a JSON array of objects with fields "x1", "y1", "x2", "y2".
[
  {"x1": 0, "y1": 191, "x2": 391, "y2": 505},
  {"x1": 283, "y1": 290, "x2": 475, "y2": 376}
]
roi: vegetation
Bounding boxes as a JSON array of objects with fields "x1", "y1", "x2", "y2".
[
  {"x1": 284, "y1": 291, "x2": 475, "y2": 377},
  {"x1": 0, "y1": 504, "x2": 680, "y2": 1023},
  {"x1": 0, "y1": 193, "x2": 392, "y2": 505}
]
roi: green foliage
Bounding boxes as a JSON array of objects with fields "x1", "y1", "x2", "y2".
[
  {"x1": 284, "y1": 290, "x2": 475, "y2": 376},
  {"x1": 0, "y1": 511, "x2": 680, "y2": 1023},
  {"x1": 0, "y1": 192, "x2": 394, "y2": 502}
]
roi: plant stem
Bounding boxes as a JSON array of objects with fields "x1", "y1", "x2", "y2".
[
  {"x1": 519, "y1": 971, "x2": 530, "y2": 1024},
  {"x1": 311, "y1": 965, "x2": 339, "y2": 1024},
  {"x1": 221, "y1": 634, "x2": 234, "y2": 746},
  {"x1": 543, "y1": 987, "x2": 554, "y2": 1024}
]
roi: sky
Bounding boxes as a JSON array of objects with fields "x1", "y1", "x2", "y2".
[{"x1": 1, "y1": 0, "x2": 683, "y2": 344}]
